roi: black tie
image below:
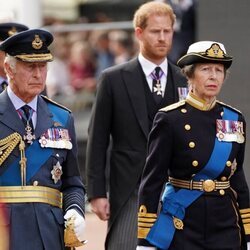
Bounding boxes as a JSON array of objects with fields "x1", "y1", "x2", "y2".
[
  {"x1": 152, "y1": 66, "x2": 163, "y2": 104},
  {"x1": 20, "y1": 105, "x2": 34, "y2": 131}
]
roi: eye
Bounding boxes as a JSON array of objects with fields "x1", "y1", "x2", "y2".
[
  {"x1": 216, "y1": 67, "x2": 224, "y2": 73},
  {"x1": 201, "y1": 66, "x2": 209, "y2": 71}
]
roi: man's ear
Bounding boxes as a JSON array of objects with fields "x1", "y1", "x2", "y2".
[
  {"x1": 4, "y1": 61, "x2": 14, "y2": 80},
  {"x1": 135, "y1": 27, "x2": 143, "y2": 41}
]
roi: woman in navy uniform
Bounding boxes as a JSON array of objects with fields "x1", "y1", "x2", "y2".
[
  {"x1": 137, "y1": 41, "x2": 250, "y2": 250},
  {"x1": 0, "y1": 29, "x2": 85, "y2": 249}
]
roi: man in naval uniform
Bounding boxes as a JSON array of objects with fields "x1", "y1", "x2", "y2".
[{"x1": 0, "y1": 28, "x2": 85, "y2": 250}]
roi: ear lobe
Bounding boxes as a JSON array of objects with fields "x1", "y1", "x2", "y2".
[
  {"x1": 4, "y1": 61, "x2": 14, "y2": 79},
  {"x1": 135, "y1": 27, "x2": 143, "y2": 40}
]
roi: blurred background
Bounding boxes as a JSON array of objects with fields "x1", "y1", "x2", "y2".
[{"x1": 1, "y1": 0, "x2": 250, "y2": 248}]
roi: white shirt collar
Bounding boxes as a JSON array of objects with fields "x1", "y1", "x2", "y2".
[
  {"x1": 138, "y1": 53, "x2": 168, "y2": 77},
  {"x1": 7, "y1": 86, "x2": 38, "y2": 111}
]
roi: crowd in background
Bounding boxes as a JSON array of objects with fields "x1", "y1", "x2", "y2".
[{"x1": 45, "y1": 0, "x2": 196, "y2": 112}]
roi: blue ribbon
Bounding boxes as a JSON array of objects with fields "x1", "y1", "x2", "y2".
[
  {"x1": 146, "y1": 107, "x2": 238, "y2": 249},
  {"x1": 0, "y1": 102, "x2": 69, "y2": 185}
]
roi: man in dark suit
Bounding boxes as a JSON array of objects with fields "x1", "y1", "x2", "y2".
[
  {"x1": 0, "y1": 29, "x2": 85, "y2": 249},
  {"x1": 86, "y1": 1, "x2": 188, "y2": 250},
  {"x1": 0, "y1": 22, "x2": 29, "y2": 92}
]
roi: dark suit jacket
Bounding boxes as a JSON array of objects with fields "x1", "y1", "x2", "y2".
[
  {"x1": 0, "y1": 91, "x2": 84, "y2": 250},
  {"x1": 86, "y1": 58, "x2": 187, "y2": 239}
]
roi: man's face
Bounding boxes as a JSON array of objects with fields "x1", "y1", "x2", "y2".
[
  {"x1": 6, "y1": 60, "x2": 47, "y2": 102},
  {"x1": 135, "y1": 14, "x2": 174, "y2": 64}
]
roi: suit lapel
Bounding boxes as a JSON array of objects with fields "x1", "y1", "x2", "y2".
[
  {"x1": 122, "y1": 59, "x2": 149, "y2": 138},
  {"x1": 0, "y1": 91, "x2": 25, "y2": 134}
]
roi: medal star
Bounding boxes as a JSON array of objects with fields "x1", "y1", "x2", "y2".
[
  {"x1": 51, "y1": 161, "x2": 63, "y2": 184},
  {"x1": 153, "y1": 83, "x2": 162, "y2": 95}
]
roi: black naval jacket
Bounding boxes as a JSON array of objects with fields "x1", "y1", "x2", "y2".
[{"x1": 138, "y1": 94, "x2": 250, "y2": 249}]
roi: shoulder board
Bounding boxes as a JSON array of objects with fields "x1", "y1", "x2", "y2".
[
  {"x1": 216, "y1": 100, "x2": 241, "y2": 114},
  {"x1": 41, "y1": 95, "x2": 72, "y2": 113},
  {"x1": 160, "y1": 100, "x2": 186, "y2": 112}
]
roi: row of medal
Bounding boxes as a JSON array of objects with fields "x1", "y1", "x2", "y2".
[
  {"x1": 39, "y1": 128, "x2": 72, "y2": 149},
  {"x1": 216, "y1": 119, "x2": 244, "y2": 144}
]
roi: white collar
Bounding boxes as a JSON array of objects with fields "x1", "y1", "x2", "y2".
[
  {"x1": 138, "y1": 53, "x2": 168, "y2": 77},
  {"x1": 7, "y1": 86, "x2": 38, "y2": 111}
]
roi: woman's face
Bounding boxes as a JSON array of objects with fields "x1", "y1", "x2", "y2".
[{"x1": 189, "y1": 63, "x2": 225, "y2": 101}]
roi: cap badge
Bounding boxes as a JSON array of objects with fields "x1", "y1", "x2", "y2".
[
  {"x1": 32, "y1": 35, "x2": 43, "y2": 50},
  {"x1": 8, "y1": 27, "x2": 17, "y2": 37},
  {"x1": 206, "y1": 43, "x2": 225, "y2": 58}
]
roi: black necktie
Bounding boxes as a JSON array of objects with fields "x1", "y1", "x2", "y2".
[
  {"x1": 20, "y1": 105, "x2": 34, "y2": 131},
  {"x1": 152, "y1": 66, "x2": 163, "y2": 104}
]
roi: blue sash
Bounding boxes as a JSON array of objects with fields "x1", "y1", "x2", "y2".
[
  {"x1": 0, "y1": 102, "x2": 69, "y2": 185},
  {"x1": 146, "y1": 107, "x2": 238, "y2": 249}
]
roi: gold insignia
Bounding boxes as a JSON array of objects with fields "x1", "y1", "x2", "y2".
[
  {"x1": 32, "y1": 35, "x2": 43, "y2": 50},
  {"x1": 8, "y1": 27, "x2": 17, "y2": 37},
  {"x1": 160, "y1": 100, "x2": 186, "y2": 112},
  {"x1": 173, "y1": 216, "x2": 184, "y2": 230},
  {"x1": 206, "y1": 43, "x2": 225, "y2": 58},
  {"x1": 240, "y1": 208, "x2": 250, "y2": 234},
  {"x1": 202, "y1": 179, "x2": 216, "y2": 192},
  {"x1": 138, "y1": 205, "x2": 157, "y2": 239}
]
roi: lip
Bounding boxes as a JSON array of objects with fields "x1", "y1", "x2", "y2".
[
  {"x1": 206, "y1": 84, "x2": 217, "y2": 89},
  {"x1": 29, "y1": 83, "x2": 42, "y2": 86}
]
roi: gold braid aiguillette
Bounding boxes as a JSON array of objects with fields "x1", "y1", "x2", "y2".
[
  {"x1": 0, "y1": 132, "x2": 27, "y2": 186},
  {"x1": 0, "y1": 133, "x2": 22, "y2": 166}
]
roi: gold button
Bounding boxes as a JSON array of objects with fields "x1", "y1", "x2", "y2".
[
  {"x1": 181, "y1": 109, "x2": 187, "y2": 113},
  {"x1": 33, "y1": 181, "x2": 39, "y2": 186},
  {"x1": 226, "y1": 161, "x2": 232, "y2": 167},
  {"x1": 192, "y1": 160, "x2": 198, "y2": 167},
  {"x1": 221, "y1": 176, "x2": 227, "y2": 181},
  {"x1": 189, "y1": 142, "x2": 195, "y2": 148},
  {"x1": 219, "y1": 190, "x2": 225, "y2": 195},
  {"x1": 185, "y1": 124, "x2": 191, "y2": 130}
]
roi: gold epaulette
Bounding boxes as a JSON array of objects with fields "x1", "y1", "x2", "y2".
[
  {"x1": 137, "y1": 205, "x2": 157, "y2": 239},
  {"x1": 240, "y1": 208, "x2": 250, "y2": 235},
  {"x1": 41, "y1": 95, "x2": 72, "y2": 113},
  {"x1": 216, "y1": 100, "x2": 242, "y2": 114},
  {"x1": 160, "y1": 100, "x2": 186, "y2": 112}
]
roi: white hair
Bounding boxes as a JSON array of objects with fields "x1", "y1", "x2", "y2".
[{"x1": 4, "y1": 54, "x2": 17, "y2": 81}]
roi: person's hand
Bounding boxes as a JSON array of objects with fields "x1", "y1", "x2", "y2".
[
  {"x1": 247, "y1": 242, "x2": 250, "y2": 250},
  {"x1": 90, "y1": 198, "x2": 110, "y2": 221},
  {"x1": 136, "y1": 246, "x2": 157, "y2": 250},
  {"x1": 64, "y1": 209, "x2": 86, "y2": 242}
]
